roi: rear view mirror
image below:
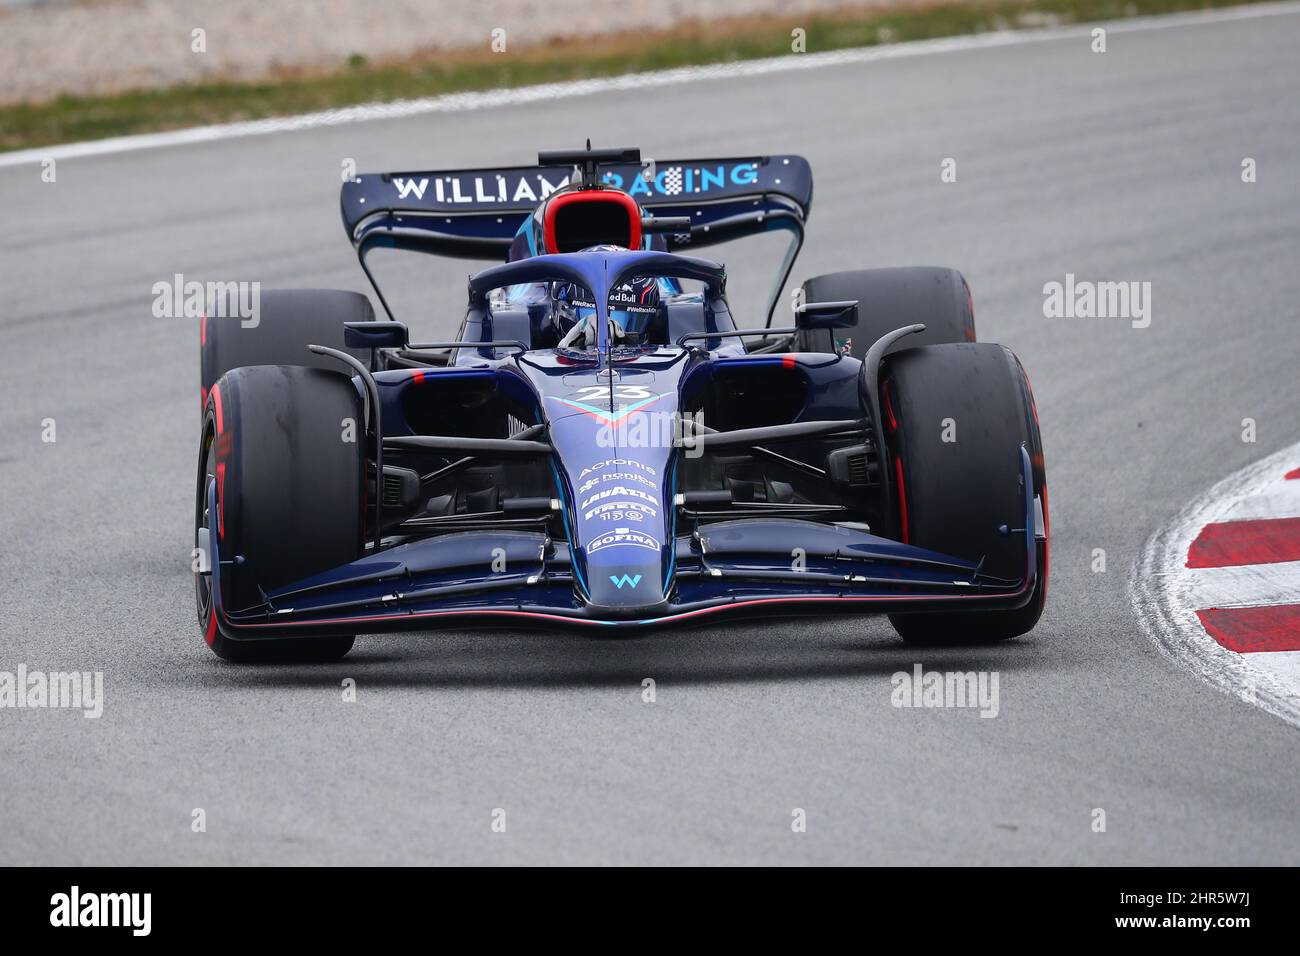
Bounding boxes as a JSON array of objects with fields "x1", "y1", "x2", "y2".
[
  {"x1": 795, "y1": 299, "x2": 858, "y2": 330},
  {"x1": 344, "y1": 321, "x2": 408, "y2": 349},
  {"x1": 641, "y1": 215, "x2": 693, "y2": 234}
]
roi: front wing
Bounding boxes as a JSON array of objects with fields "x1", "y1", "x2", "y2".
[{"x1": 206, "y1": 450, "x2": 1039, "y2": 638}]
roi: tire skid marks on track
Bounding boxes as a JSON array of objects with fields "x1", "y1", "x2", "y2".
[{"x1": 1133, "y1": 441, "x2": 1300, "y2": 728}]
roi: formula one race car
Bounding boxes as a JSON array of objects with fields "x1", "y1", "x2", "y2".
[{"x1": 194, "y1": 144, "x2": 1047, "y2": 661}]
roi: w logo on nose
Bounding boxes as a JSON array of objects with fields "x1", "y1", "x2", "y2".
[{"x1": 609, "y1": 574, "x2": 642, "y2": 589}]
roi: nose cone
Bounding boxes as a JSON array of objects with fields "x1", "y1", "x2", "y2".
[
  {"x1": 548, "y1": 414, "x2": 676, "y2": 618},
  {"x1": 521, "y1": 346, "x2": 695, "y2": 620},
  {"x1": 580, "y1": 529, "x2": 669, "y2": 617}
]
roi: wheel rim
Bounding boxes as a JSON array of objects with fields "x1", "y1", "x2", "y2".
[{"x1": 195, "y1": 431, "x2": 215, "y2": 630}]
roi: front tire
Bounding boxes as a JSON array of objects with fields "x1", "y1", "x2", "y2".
[
  {"x1": 195, "y1": 364, "x2": 364, "y2": 662},
  {"x1": 882, "y1": 342, "x2": 1047, "y2": 644}
]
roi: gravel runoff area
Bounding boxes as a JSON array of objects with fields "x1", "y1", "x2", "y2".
[{"x1": 0, "y1": 0, "x2": 926, "y2": 104}]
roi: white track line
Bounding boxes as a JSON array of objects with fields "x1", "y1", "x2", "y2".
[
  {"x1": 1132, "y1": 441, "x2": 1300, "y2": 728},
  {"x1": 2, "y1": 2, "x2": 1299, "y2": 169},
  {"x1": 1177, "y1": 560, "x2": 1300, "y2": 609},
  {"x1": 1252, "y1": 653, "x2": 1300, "y2": 686},
  {"x1": 1218, "y1": 483, "x2": 1300, "y2": 520}
]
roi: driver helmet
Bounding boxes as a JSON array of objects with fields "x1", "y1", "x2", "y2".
[{"x1": 551, "y1": 244, "x2": 660, "y2": 346}]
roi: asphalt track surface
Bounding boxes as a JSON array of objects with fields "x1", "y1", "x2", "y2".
[{"x1": 1, "y1": 9, "x2": 1298, "y2": 865}]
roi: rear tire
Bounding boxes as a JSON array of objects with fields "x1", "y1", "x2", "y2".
[
  {"x1": 199, "y1": 289, "x2": 374, "y2": 413},
  {"x1": 882, "y1": 343, "x2": 1047, "y2": 644},
  {"x1": 195, "y1": 364, "x2": 364, "y2": 663},
  {"x1": 800, "y1": 267, "x2": 975, "y2": 356}
]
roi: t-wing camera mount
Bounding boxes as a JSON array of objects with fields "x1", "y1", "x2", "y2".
[{"x1": 537, "y1": 141, "x2": 641, "y2": 189}]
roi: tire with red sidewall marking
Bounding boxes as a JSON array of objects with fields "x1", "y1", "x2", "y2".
[
  {"x1": 195, "y1": 364, "x2": 364, "y2": 663},
  {"x1": 883, "y1": 342, "x2": 1048, "y2": 644}
]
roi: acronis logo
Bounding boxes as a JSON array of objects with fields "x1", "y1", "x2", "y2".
[{"x1": 609, "y1": 574, "x2": 643, "y2": 590}]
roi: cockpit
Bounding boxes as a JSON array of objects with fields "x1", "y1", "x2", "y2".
[{"x1": 479, "y1": 181, "x2": 735, "y2": 353}]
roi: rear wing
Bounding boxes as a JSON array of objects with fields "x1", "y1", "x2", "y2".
[
  {"x1": 341, "y1": 153, "x2": 812, "y2": 323},
  {"x1": 340, "y1": 154, "x2": 811, "y2": 256}
]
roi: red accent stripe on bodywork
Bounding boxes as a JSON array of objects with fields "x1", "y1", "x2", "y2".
[
  {"x1": 1195, "y1": 604, "x2": 1300, "y2": 653},
  {"x1": 1286, "y1": 468, "x2": 1300, "y2": 480},
  {"x1": 1186, "y1": 517, "x2": 1300, "y2": 568}
]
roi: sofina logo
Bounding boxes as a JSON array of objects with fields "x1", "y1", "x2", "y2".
[
  {"x1": 587, "y1": 529, "x2": 658, "y2": 554},
  {"x1": 609, "y1": 574, "x2": 643, "y2": 589}
]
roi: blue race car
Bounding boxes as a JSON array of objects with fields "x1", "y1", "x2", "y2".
[{"x1": 195, "y1": 145, "x2": 1047, "y2": 661}]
